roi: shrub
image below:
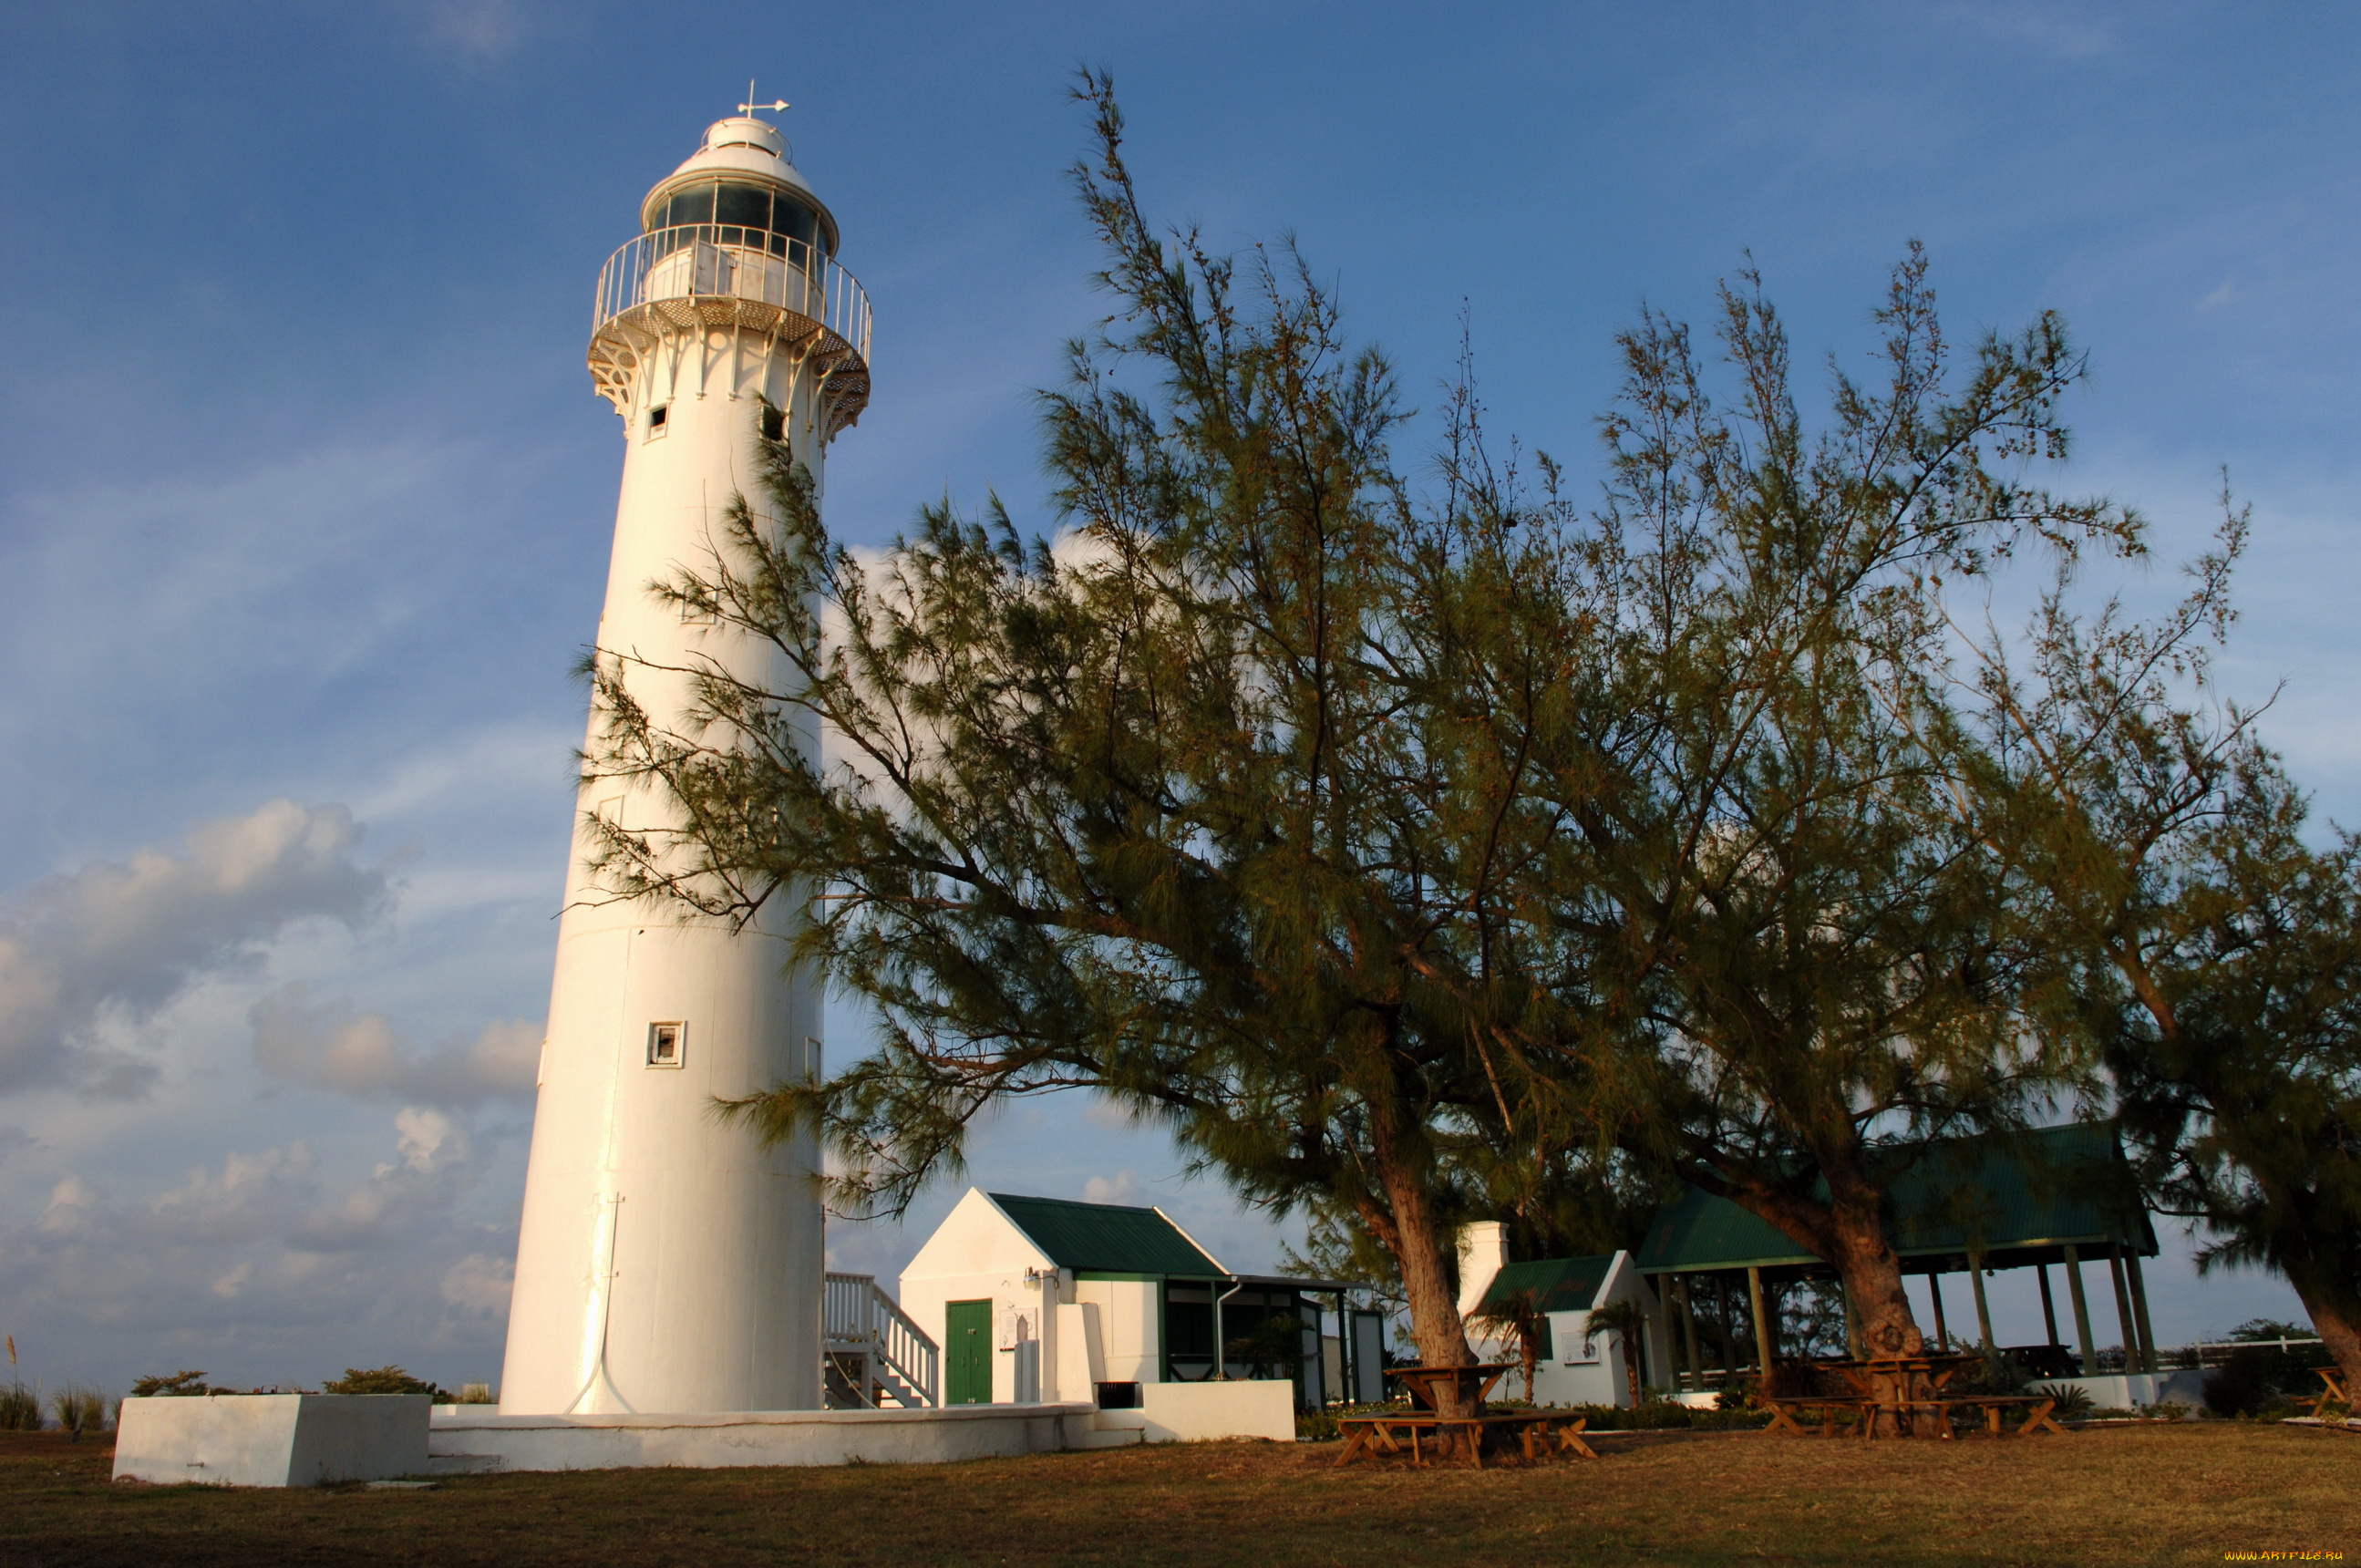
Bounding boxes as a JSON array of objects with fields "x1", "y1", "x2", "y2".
[
  {"x1": 2029, "y1": 1382, "x2": 2095, "y2": 1418},
  {"x1": 1562, "y1": 1398, "x2": 1768, "y2": 1432},
  {"x1": 1946, "y1": 1352, "x2": 2029, "y2": 1398},
  {"x1": 2203, "y1": 1349, "x2": 2273, "y2": 1417},
  {"x1": 0, "y1": 1381, "x2": 39, "y2": 1430},
  {"x1": 323, "y1": 1366, "x2": 450, "y2": 1400},
  {"x1": 129, "y1": 1369, "x2": 217, "y2": 1398},
  {"x1": 50, "y1": 1385, "x2": 107, "y2": 1440}
]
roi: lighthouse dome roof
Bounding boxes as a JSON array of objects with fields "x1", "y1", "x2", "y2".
[{"x1": 639, "y1": 116, "x2": 839, "y2": 252}]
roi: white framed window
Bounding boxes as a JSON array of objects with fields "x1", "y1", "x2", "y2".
[
  {"x1": 646, "y1": 403, "x2": 670, "y2": 439},
  {"x1": 646, "y1": 1020, "x2": 686, "y2": 1068},
  {"x1": 804, "y1": 1035, "x2": 823, "y2": 1082}
]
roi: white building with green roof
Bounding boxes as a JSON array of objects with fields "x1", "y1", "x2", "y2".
[{"x1": 899, "y1": 1189, "x2": 1381, "y2": 1419}]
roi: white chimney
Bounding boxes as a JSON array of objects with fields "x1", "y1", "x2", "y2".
[{"x1": 1456, "y1": 1221, "x2": 1509, "y2": 1319}]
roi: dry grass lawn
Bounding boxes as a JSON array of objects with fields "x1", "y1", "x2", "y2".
[{"x1": 1, "y1": 1422, "x2": 2352, "y2": 1567}]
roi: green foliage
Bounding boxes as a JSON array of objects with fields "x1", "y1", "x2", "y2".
[
  {"x1": 2225, "y1": 1317, "x2": 2314, "y2": 1343},
  {"x1": 1468, "y1": 1287, "x2": 1548, "y2": 1403},
  {"x1": 0, "y1": 1381, "x2": 38, "y2": 1430},
  {"x1": 49, "y1": 1385, "x2": 106, "y2": 1440},
  {"x1": 1535, "y1": 244, "x2": 2139, "y2": 1357},
  {"x1": 1564, "y1": 1398, "x2": 1769, "y2": 1432},
  {"x1": 1773, "y1": 1281, "x2": 1851, "y2": 1362},
  {"x1": 1585, "y1": 1298, "x2": 1651, "y2": 1408},
  {"x1": 129, "y1": 1369, "x2": 217, "y2": 1398},
  {"x1": 1973, "y1": 477, "x2": 2361, "y2": 1389},
  {"x1": 1947, "y1": 1352, "x2": 2028, "y2": 1398},
  {"x1": 323, "y1": 1366, "x2": 449, "y2": 1400},
  {"x1": 2030, "y1": 1381, "x2": 2096, "y2": 1418}
]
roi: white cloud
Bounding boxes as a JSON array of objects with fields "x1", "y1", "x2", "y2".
[
  {"x1": 1082, "y1": 1169, "x2": 1142, "y2": 1206},
  {"x1": 0, "y1": 801, "x2": 387, "y2": 1097},
  {"x1": 0, "y1": 1110, "x2": 517, "y2": 1387},
  {"x1": 440, "y1": 1253, "x2": 514, "y2": 1316},
  {"x1": 250, "y1": 985, "x2": 538, "y2": 1109},
  {"x1": 420, "y1": 0, "x2": 526, "y2": 57}
]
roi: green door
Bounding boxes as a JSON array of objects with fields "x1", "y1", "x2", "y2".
[{"x1": 945, "y1": 1299, "x2": 995, "y2": 1405}]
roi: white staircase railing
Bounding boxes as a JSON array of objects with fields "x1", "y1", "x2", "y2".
[{"x1": 823, "y1": 1272, "x2": 939, "y2": 1408}]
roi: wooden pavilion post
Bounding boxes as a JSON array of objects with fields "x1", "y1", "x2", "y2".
[
  {"x1": 1747, "y1": 1267, "x2": 1774, "y2": 1380},
  {"x1": 2108, "y1": 1246, "x2": 2139, "y2": 1375},
  {"x1": 1928, "y1": 1270, "x2": 1950, "y2": 1349},
  {"x1": 1718, "y1": 1276, "x2": 1737, "y2": 1382},
  {"x1": 1678, "y1": 1278, "x2": 1702, "y2": 1391},
  {"x1": 1651, "y1": 1286, "x2": 1676, "y2": 1396},
  {"x1": 2036, "y1": 1265, "x2": 2061, "y2": 1348},
  {"x1": 2124, "y1": 1251, "x2": 2160, "y2": 1376},
  {"x1": 2063, "y1": 1244, "x2": 2098, "y2": 1373},
  {"x1": 1967, "y1": 1253, "x2": 1996, "y2": 1355}
]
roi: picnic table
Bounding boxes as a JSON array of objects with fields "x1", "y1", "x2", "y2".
[
  {"x1": 1762, "y1": 1355, "x2": 2064, "y2": 1440},
  {"x1": 1389, "y1": 1363, "x2": 1514, "y2": 1415},
  {"x1": 1335, "y1": 1410, "x2": 1597, "y2": 1469},
  {"x1": 1333, "y1": 1364, "x2": 1599, "y2": 1468},
  {"x1": 2296, "y1": 1367, "x2": 2350, "y2": 1413}
]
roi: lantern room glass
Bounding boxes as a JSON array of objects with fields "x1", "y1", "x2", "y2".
[{"x1": 648, "y1": 181, "x2": 828, "y2": 258}]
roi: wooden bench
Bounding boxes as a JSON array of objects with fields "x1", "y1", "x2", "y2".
[
  {"x1": 1336, "y1": 1411, "x2": 1596, "y2": 1469},
  {"x1": 1918, "y1": 1395, "x2": 2067, "y2": 1438},
  {"x1": 2295, "y1": 1367, "x2": 2349, "y2": 1414},
  {"x1": 1762, "y1": 1398, "x2": 1877, "y2": 1439}
]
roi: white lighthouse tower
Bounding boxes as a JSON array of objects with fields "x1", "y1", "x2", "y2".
[{"x1": 499, "y1": 104, "x2": 871, "y2": 1416}]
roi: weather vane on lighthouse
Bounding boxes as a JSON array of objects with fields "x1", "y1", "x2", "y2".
[{"x1": 740, "y1": 80, "x2": 789, "y2": 117}]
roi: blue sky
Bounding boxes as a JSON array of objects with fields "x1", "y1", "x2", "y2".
[{"x1": 0, "y1": 1, "x2": 2352, "y2": 1391}]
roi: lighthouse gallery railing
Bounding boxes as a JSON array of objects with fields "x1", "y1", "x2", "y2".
[{"x1": 593, "y1": 223, "x2": 871, "y2": 366}]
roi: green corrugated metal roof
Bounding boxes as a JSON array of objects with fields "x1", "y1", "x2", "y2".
[
  {"x1": 1636, "y1": 1121, "x2": 2155, "y2": 1274},
  {"x1": 987, "y1": 1193, "x2": 1222, "y2": 1276},
  {"x1": 1479, "y1": 1253, "x2": 1614, "y2": 1314}
]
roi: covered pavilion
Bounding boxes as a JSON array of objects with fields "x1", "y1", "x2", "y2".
[{"x1": 1634, "y1": 1121, "x2": 2163, "y2": 1388}]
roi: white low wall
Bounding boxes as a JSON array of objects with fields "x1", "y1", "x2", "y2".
[
  {"x1": 115, "y1": 1395, "x2": 430, "y2": 1488},
  {"x1": 431, "y1": 1402, "x2": 1095, "y2": 1473},
  {"x1": 2045, "y1": 1370, "x2": 2209, "y2": 1410},
  {"x1": 1129, "y1": 1380, "x2": 1294, "y2": 1443}
]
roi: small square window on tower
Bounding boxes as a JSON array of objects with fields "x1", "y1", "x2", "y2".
[
  {"x1": 646, "y1": 1021, "x2": 686, "y2": 1068},
  {"x1": 759, "y1": 405, "x2": 786, "y2": 443},
  {"x1": 646, "y1": 404, "x2": 669, "y2": 439}
]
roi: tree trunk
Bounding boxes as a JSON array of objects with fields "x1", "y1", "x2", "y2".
[
  {"x1": 1816, "y1": 1162, "x2": 1933, "y2": 1437},
  {"x1": 1822, "y1": 1172, "x2": 1925, "y2": 1362},
  {"x1": 2285, "y1": 1271, "x2": 2361, "y2": 1407},
  {"x1": 1362, "y1": 1121, "x2": 1477, "y2": 1418}
]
